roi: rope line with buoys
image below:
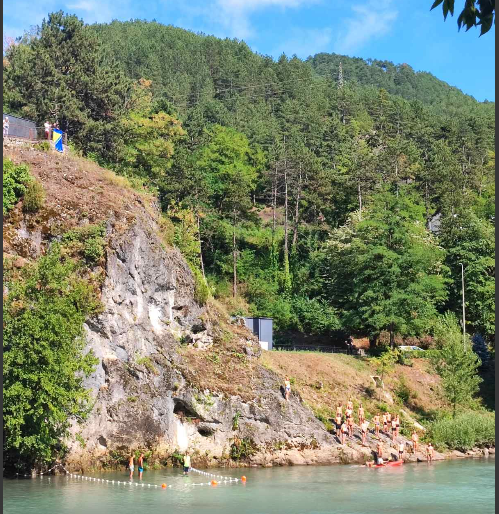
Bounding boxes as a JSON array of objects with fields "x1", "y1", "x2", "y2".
[{"x1": 19, "y1": 463, "x2": 247, "y2": 490}]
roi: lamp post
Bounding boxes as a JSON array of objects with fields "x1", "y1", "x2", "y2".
[{"x1": 459, "y1": 263, "x2": 465, "y2": 348}]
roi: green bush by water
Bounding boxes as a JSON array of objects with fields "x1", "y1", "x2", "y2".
[{"x1": 428, "y1": 411, "x2": 495, "y2": 451}]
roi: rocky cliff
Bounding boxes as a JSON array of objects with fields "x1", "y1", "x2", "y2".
[{"x1": 6, "y1": 143, "x2": 466, "y2": 471}]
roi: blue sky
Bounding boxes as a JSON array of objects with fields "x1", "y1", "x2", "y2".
[{"x1": 3, "y1": 0, "x2": 495, "y2": 101}]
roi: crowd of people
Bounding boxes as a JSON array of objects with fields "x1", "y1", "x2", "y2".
[{"x1": 328, "y1": 397, "x2": 433, "y2": 464}]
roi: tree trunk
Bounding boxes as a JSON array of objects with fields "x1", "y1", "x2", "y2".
[
  {"x1": 369, "y1": 334, "x2": 378, "y2": 349},
  {"x1": 389, "y1": 324, "x2": 395, "y2": 350},
  {"x1": 357, "y1": 181, "x2": 362, "y2": 218},
  {"x1": 196, "y1": 212, "x2": 205, "y2": 279},
  {"x1": 291, "y1": 164, "x2": 302, "y2": 251},
  {"x1": 232, "y1": 210, "x2": 237, "y2": 297}
]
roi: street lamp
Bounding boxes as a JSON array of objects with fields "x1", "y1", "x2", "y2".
[{"x1": 458, "y1": 263, "x2": 465, "y2": 348}]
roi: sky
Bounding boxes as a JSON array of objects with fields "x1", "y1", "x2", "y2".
[{"x1": 3, "y1": 0, "x2": 495, "y2": 101}]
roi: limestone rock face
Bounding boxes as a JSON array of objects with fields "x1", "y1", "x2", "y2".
[{"x1": 64, "y1": 217, "x2": 336, "y2": 470}]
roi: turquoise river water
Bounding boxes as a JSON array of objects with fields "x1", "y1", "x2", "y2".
[{"x1": 3, "y1": 458, "x2": 495, "y2": 514}]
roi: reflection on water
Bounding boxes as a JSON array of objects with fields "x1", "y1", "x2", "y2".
[{"x1": 3, "y1": 458, "x2": 495, "y2": 514}]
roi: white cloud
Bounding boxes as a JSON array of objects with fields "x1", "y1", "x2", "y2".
[
  {"x1": 214, "y1": 0, "x2": 317, "y2": 39},
  {"x1": 272, "y1": 27, "x2": 332, "y2": 58},
  {"x1": 334, "y1": 0, "x2": 397, "y2": 54}
]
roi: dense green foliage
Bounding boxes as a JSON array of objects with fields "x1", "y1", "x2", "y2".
[
  {"x1": 3, "y1": 244, "x2": 101, "y2": 472},
  {"x1": 431, "y1": 313, "x2": 483, "y2": 416},
  {"x1": 428, "y1": 411, "x2": 495, "y2": 451},
  {"x1": 4, "y1": 15, "x2": 495, "y2": 348},
  {"x1": 3, "y1": 159, "x2": 32, "y2": 215}
]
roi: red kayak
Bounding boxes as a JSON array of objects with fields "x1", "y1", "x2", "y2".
[{"x1": 373, "y1": 460, "x2": 403, "y2": 468}]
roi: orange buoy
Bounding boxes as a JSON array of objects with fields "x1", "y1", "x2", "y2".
[
  {"x1": 241, "y1": 476, "x2": 247, "y2": 482},
  {"x1": 211, "y1": 480, "x2": 218, "y2": 486},
  {"x1": 161, "y1": 483, "x2": 167, "y2": 489}
]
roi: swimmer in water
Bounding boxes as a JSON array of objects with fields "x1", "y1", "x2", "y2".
[{"x1": 128, "y1": 455, "x2": 134, "y2": 479}]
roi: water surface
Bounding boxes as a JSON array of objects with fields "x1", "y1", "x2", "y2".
[{"x1": 3, "y1": 458, "x2": 495, "y2": 514}]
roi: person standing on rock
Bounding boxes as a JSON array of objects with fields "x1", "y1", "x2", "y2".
[
  {"x1": 361, "y1": 419, "x2": 369, "y2": 445},
  {"x1": 426, "y1": 443, "x2": 434, "y2": 463},
  {"x1": 340, "y1": 419, "x2": 348, "y2": 445},
  {"x1": 138, "y1": 453, "x2": 144, "y2": 480},
  {"x1": 395, "y1": 415, "x2": 400, "y2": 438},
  {"x1": 373, "y1": 413, "x2": 381, "y2": 438},
  {"x1": 347, "y1": 398, "x2": 353, "y2": 411},
  {"x1": 335, "y1": 413, "x2": 342, "y2": 440},
  {"x1": 284, "y1": 376, "x2": 291, "y2": 400},
  {"x1": 376, "y1": 442, "x2": 384, "y2": 465},
  {"x1": 382, "y1": 413, "x2": 388, "y2": 433},
  {"x1": 3, "y1": 116, "x2": 9, "y2": 137},
  {"x1": 347, "y1": 414, "x2": 354, "y2": 437},
  {"x1": 128, "y1": 455, "x2": 134, "y2": 479},
  {"x1": 391, "y1": 417, "x2": 397, "y2": 442},
  {"x1": 398, "y1": 441, "x2": 405, "y2": 460},
  {"x1": 183, "y1": 452, "x2": 191, "y2": 475},
  {"x1": 358, "y1": 403, "x2": 365, "y2": 424},
  {"x1": 411, "y1": 430, "x2": 419, "y2": 453}
]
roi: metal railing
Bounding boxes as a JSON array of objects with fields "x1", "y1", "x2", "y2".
[
  {"x1": 274, "y1": 344, "x2": 361, "y2": 355},
  {"x1": 3, "y1": 113, "x2": 67, "y2": 144}
]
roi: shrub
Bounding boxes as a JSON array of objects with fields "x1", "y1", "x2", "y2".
[
  {"x1": 230, "y1": 437, "x2": 257, "y2": 460},
  {"x1": 395, "y1": 376, "x2": 413, "y2": 403},
  {"x1": 61, "y1": 223, "x2": 106, "y2": 265},
  {"x1": 3, "y1": 159, "x2": 32, "y2": 215},
  {"x1": 34, "y1": 141, "x2": 51, "y2": 152},
  {"x1": 428, "y1": 411, "x2": 495, "y2": 451},
  {"x1": 190, "y1": 265, "x2": 210, "y2": 305},
  {"x1": 22, "y1": 180, "x2": 45, "y2": 212}
]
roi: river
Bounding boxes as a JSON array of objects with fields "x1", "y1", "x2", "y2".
[{"x1": 3, "y1": 458, "x2": 494, "y2": 514}]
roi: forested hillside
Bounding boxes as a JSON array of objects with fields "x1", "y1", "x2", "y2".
[{"x1": 4, "y1": 13, "x2": 495, "y2": 350}]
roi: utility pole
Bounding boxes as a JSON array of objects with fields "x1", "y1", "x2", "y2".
[{"x1": 459, "y1": 262, "x2": 466, "y2": 348}]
